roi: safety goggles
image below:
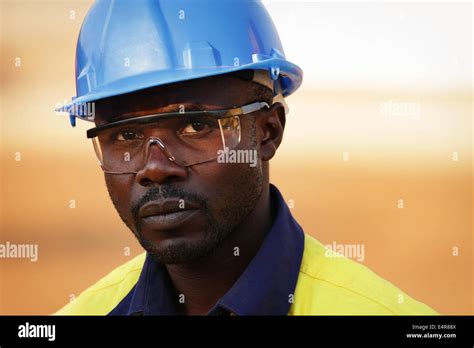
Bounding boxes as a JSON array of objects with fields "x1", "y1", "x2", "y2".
[{"x1": 86, "y1": 101, "x2": 269, "y2": 174}]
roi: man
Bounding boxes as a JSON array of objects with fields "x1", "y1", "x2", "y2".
[{"x1": 55, "y1": 0, "x2": 437, "y2": 315}]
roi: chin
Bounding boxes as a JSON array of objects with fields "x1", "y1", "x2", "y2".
[{"x1": 140, "y1": 235, "x2": 218, "y2": 265}]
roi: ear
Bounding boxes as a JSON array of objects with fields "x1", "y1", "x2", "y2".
[{"x1": 256, "y1": 103, "x2": 286, "y2": 161}]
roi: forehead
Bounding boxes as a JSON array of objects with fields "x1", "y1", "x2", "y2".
[{"x1": 94, "y1": 75, "x2": 250, "y2": 125}]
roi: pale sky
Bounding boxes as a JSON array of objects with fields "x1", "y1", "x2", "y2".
[{"x1": 263, "y1": 0, "x2": 472, "y2": 90}]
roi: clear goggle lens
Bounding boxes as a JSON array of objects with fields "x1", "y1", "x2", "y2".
[{"x1": 91, "y1": 114, "x2": 241, "y2": 174}]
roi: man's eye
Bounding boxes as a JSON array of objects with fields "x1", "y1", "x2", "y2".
[
  {"x1": 115, "y1": 130, "x2": 143, "y2": 141},
  {"x1": 181, "y1": 120, "x2": 209, "y2": 134}
]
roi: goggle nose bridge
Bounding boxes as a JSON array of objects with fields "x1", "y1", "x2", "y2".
[{"x1": 143, "y1": 136, "x2": 177, "y2": 164}]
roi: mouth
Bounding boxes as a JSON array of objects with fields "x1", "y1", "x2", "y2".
[{"x1": 138, "y1": 199, "x2": 201, "y2": 231}]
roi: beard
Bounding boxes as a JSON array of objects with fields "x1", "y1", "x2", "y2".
[
  {"x1": 129, "y1": 176, "x2": 261, "y2": 264},
  {"x1": 131, "y1": 185, "x2": 224, "y2": 264}
]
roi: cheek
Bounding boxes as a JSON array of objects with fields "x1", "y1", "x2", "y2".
[
  {"x1": 104, "y1": 174, "x2": 135, "y2": 222},
  {"x1": 199, "y1": 120, "x2": 261, "y2": 207},
  {"x1": 192, "y1": 156, "x2": 261, "y2": 216}
]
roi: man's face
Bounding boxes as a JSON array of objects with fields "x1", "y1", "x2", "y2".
[{"x1": 94, "y1": 76, "x2": 270, "y2": 264}]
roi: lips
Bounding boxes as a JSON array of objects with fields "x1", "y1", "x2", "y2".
[
  {"x1": 139, "y1": 199, "x2": 200, "y2": 219},
  {"x1": 138, "y1": 199, "x2": 201, "y2": 231}
]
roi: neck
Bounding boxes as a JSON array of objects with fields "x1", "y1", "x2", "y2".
[{"x1": 166, "y1": 184, "x2": 273, "y2": 315}]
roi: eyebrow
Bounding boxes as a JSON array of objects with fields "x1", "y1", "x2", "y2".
[{"x1": 159, "y1": 103, "x2": 207, "y2": 113}]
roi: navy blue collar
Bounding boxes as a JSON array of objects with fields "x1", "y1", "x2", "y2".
[{"x1": 111, "y1": 184, "x2": 305, "y2": 316}]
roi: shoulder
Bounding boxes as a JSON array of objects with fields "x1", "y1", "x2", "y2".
[
  {"x1": 54, "y1": 252, "x2": 146, "y2": 315},
  {"x1": 290, "y1": 234, "x2": 438, "y2": 315}
]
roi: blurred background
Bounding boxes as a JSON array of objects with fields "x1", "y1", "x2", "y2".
[{"x1": 0, "y1": 0, "x2": 472, "y2": 314}]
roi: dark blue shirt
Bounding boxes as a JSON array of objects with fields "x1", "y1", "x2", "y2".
[{"x1": 109, "y1": 184, "x2": 305, "y2": 315}]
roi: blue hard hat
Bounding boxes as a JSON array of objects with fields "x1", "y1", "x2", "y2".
[{"x1": 57, "y1": 0, "x2": 303, "y2": 126}]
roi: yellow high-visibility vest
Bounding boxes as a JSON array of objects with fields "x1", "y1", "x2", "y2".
[{"x1": 55, "y1": 234, "x2": 437, "y2": 315}]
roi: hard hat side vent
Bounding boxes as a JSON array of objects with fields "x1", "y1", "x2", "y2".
[{"x1": 183, "y1": 41, "x2": 222, "y2": 69}]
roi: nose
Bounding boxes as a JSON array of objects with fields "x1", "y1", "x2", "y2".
[{"x1": 135, "y1": 138, "x2": 188, "y2": 186}]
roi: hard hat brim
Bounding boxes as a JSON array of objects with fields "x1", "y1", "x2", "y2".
[{"x1": 56, "y1": 58, "x2": 303, "y2": 119}]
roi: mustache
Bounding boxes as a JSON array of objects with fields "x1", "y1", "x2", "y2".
[{"x1": 131, "y1": 186, "x2": 209, "y2": 223}]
